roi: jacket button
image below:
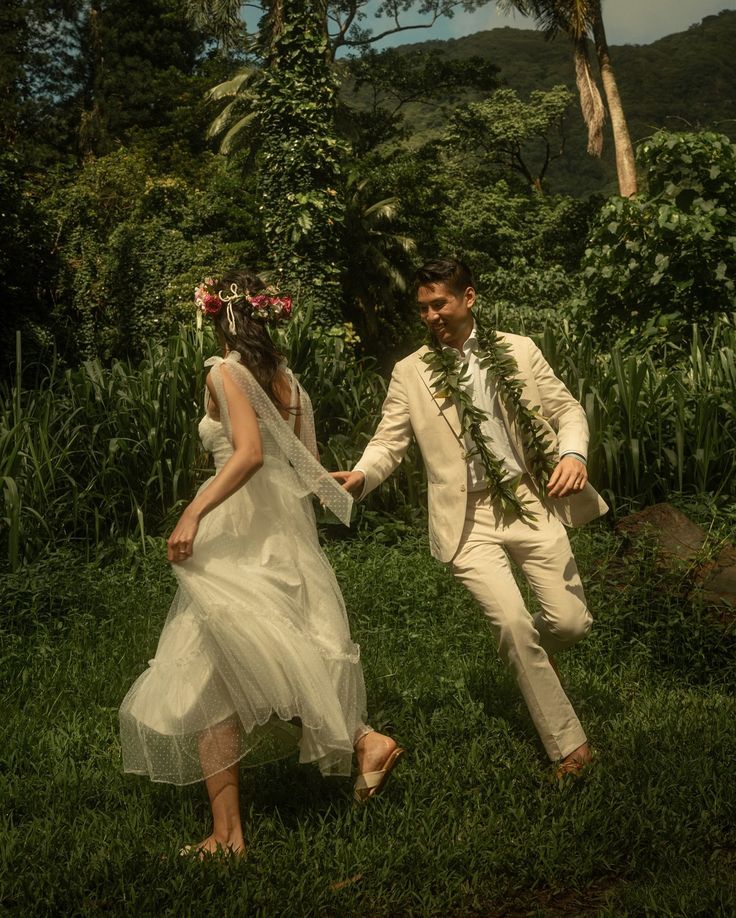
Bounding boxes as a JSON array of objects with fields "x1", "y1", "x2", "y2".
[{"x1": 460, "y1": 485, "x2": 466, "y2": 492}]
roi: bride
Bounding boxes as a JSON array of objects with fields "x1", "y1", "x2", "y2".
[{"x1": 119, "y1": 270, "x2": 402, "y2": 857}]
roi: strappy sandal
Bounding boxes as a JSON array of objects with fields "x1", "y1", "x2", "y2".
[{"x1": 353, "y1": 746, "x2": 405, "y2": 803}]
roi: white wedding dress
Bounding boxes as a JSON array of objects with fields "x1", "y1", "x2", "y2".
[{"x1": 119, "y1": 353, "x2": 368, "y2": 785}]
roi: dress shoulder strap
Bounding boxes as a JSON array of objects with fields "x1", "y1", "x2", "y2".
[{"x1": 204, "y1": 352, "x2": 352, "y2": 526}]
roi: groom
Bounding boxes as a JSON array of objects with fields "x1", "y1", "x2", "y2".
[{"x1": 333, "y1": 257, "x2": 608, "y2": 773}]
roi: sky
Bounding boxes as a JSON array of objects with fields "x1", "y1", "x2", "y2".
[{"x1": 359, "y1": 0, "x2": 736, "y2": 50}]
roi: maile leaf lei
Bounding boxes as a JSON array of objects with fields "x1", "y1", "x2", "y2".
[{"x1": 421, "y1": 316, "x2": 558, "y2": 520}]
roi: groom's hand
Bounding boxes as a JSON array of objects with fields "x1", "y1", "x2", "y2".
[
  {"x1": 546, "y1": 456, "x2": 588, "y2": 498},
  {"x1": 330, "y1": 470, "x2": 365, "y2": 497}
]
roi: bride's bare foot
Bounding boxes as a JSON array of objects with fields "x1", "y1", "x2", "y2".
[
  {"x1": 355, "y1": 731, "x2": 398, "y2": 775},
  {"x1": 179, "y1": 833, "x2": 246, "y2": 859},
  {"x1": 353, "y1": 731, "x2": 404, "y2": 802}
]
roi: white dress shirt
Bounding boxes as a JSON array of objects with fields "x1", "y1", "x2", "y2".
[{"x1": 446, "y1": 327, "x2": 525, "y2": 491}]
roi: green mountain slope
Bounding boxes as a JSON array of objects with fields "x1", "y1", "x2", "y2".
[{"x1": 362, "y1": 10, "x2": 736, "y2": 196}]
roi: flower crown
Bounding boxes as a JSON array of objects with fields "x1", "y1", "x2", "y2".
[{"x1": 194, "y1": 277, "x2": 293, "y2": 328}]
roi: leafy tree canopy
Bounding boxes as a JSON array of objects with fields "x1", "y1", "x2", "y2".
[
  {"x1": 193, "y1": 0, "x2": 492, "y2": 59},
  {"x1": 447, "y1": 85, "x2": 575, "y2": 191},
  {"x1": 581, "y1": 130, "x2": 736, "y2": 341},
  {"x1": 43, "y1": 148, "x2": 264, "y2": 362}
]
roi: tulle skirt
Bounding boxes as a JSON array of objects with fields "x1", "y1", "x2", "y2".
[{"x1": 119, "y1": 459, "x2": 368, "y2": 785}]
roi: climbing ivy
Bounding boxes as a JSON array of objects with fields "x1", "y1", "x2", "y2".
[{"x1": 256, "y1": 3, "x2": 347, "y2": 324}]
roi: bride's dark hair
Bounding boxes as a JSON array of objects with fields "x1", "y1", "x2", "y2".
[{"x1": 210, "y1": 269, "x2": 287, "y2": 410}]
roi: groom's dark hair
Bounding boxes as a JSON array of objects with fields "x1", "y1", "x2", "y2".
[{"x1": 414, "y1": 257, "x2": 475, "y2": 296}]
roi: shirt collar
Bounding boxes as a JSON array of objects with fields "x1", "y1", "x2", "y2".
[{"x1": 443, "y1": 322, "x2": 478, "y2": 360}]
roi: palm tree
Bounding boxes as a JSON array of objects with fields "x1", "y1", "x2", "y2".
[
  {"x1": 498, "y1": 0, "x2": 637, "y2": 196},
  {"x1": 342, "y1": 173, "x2": 417, "y2": 343}
]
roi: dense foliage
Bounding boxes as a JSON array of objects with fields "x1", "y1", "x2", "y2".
[
  {"x1": 255, "y1": 5, "x2": 347, "y2": 325},
  {"x1": 582, "y1": 131, "x2": 736, "y2": 339},
  {"x1": 43, "y1": 149, "x2": 263, "y2": 362},
  {"x1": 2, "y1": 8, "x2": 736, "y2": 569},
  {"x1": 4, "y1": 11, "x2": 736, "y2": 365},
  {"x1": 447, "y1": 84, "x2": 575, "y2": 192}
]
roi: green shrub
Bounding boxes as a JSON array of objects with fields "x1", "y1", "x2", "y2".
[
  {"x1": 42, "y1": 148, "x2": 264, "y2": 363},
  {"x1": 582, "y1": 131, "x2": 736, "y2": 340}
]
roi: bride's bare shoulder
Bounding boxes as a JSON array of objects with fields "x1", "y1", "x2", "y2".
[{"x1": 204, "y1": 370, "x2": 220, "y2": 419}]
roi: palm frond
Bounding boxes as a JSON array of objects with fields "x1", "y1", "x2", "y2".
[
  {"x1": 219, "y1": 111, "x2": 260, "y2": 154},
  {"x1": 390, "y1": 234, "x2": 417, "y2": 254},
  {"x1": 496, "y1": 0, "x2": 534, "y2": 16},
  {"x1": 500, "y1": 0, "x2": 593, "y2": 41},
  {"x1": 206, "y1": 100, "x2": 239, "y2": 139},
  {"x1": 574, "y1": 37, "x2": 605, "y2": 156},
  {"x1": 206, "y1": 69, "x2": 257, "y2": 102},
  {"x1": 363, "y1": 197, "x2": 400, "y2": 221},
  {"x1": 186, "y1": 0, "x2": 245, "y2": 45}
]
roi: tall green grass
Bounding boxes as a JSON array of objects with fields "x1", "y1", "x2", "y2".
[
  {"x1": 0, "y1": 316, "x2": 423, "y2": 568},
  {"x1": 541, "y1": 315, "x2": 736, "y2": 510},
  {"x1": 1, "y1": 330, "x2": 209, "y2": 569},
  {"x1": 3, "y1": 316, "x2": 735, "y2": 568}
]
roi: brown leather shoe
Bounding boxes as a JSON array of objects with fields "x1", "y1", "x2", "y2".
[{"x1": 554, "y1": 747, "x2": 595, "y2": 781}]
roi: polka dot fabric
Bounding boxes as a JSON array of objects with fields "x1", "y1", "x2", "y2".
[{"x1": 119, "y1": 356, "x2": 368, "y2": 785}]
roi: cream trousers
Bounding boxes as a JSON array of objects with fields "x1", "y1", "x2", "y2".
[{"x1": 450, "y1": 481, "x2": 591, "y2": 761}]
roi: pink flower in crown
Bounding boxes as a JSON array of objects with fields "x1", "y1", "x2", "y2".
[
  {"x1": 194, "y1": 278, "x2": 224, "y2": 316},
  {"x1": 248, "y1": 294, "x2": 293, "y2": 322},
  {"x1": 275, "y1": 296, "x2": 293, "y2": 318}
]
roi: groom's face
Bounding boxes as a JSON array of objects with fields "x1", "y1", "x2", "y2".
[{"x1": 417, "y1": 282, "x2": 475, "y2": 351}]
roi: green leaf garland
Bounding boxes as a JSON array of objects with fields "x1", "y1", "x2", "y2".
[{"x1": 421, "y1": 317, "x2": 557, "y2": 520}]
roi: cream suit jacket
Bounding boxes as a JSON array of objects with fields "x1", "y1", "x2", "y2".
[{"x1": 355, "y1": 332, "x2": 609, "y2": 562}]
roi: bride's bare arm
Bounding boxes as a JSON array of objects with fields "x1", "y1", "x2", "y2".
[{"x1": 167, "y1": 365, "x2": 263, "y2": 563}]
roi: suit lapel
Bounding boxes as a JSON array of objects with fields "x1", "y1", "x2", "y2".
[
  {"x1": 415, "y1": 358, "x2": 463, "y2": 440},
  {"x1": 493, "y1": 377, "x2": 515, "y2": 440}
]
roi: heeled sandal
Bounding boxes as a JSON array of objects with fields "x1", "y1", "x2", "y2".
[{"x1": 353, "y1": 746, "x2": 405, "y2": 803}]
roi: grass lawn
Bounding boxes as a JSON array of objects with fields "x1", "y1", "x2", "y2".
[{"x1": 1, "y1": 514, "x2": 735, "y2": 916}]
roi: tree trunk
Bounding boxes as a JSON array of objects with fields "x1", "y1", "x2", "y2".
[
  {"x1": 79, "y1": 0, "x2": 106, "y2": 157},
  {"x1": 258, "y1": 0, "x2": 346, "y2": 325},
  {"x1": 591, "y1": 7, "x2": 637, "y2": 197}
]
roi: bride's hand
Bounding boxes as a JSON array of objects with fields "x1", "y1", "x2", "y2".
[{"x1": 167, "y1": 508, "x2": 200, "y2": 563}]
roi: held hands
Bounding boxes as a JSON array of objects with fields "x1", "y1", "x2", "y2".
[
  {"x1": 167, "y1": 507, "x2": 200, "y2": 564},
  {"x1": 330, "y1": 462, "x2": 584, "y2": 500},
  {"x1": 330, "y1": 470, "x2": 366, "y2": 497},
  {"x1": 546, "y1": 456, "x2": 588, "y2": 499}
]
